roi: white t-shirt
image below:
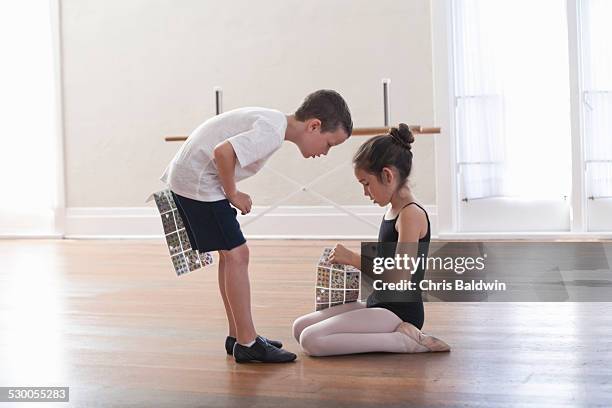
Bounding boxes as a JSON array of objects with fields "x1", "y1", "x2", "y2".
[{"x1": 160, "y1": 107, "x2": 287, "y2": 202}]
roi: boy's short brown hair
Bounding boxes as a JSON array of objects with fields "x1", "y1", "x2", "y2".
[{"x1": 295, "y1": 90, "x2": 353, "y2": 136}]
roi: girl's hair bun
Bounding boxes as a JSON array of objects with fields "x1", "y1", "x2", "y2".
[{"x1": 389, "y1": 123, "x2": 414, "y2": 150}]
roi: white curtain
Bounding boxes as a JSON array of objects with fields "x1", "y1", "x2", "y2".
[
  {"x1": 581, "y1": 0, "x2": 612, "y2": 199},
  {"x1": 452, "y1": 0, "x2": 572, "y2": 201},
  {"x1": 452, "y1": 0, "x2": 506, "y2": 200},
  {"x1": 0, "y1": 0, "x2": 59, "y2": 235}
]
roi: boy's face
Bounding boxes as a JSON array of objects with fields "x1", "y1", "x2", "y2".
[{"x1": 300, "y1": 119, "x2": 349, "y2": 158}]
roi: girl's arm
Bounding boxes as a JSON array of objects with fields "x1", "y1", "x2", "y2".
[
  {"x1": 329, "y1": 244, "x2": 361, "y2": 269},
  {"x1": 396, "y1": 204, "x2": 425, "y2": 244},
  {"x1": 329, "y1": 205, "x2": 426, "y2": 270},
  {"x1": 394, "y1": 205, "x2": 427, "y2": 279}
]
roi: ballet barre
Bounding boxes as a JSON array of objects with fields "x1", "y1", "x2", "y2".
[{"x1": 164, "y1": 126, "x2": 440, "y2": 142}]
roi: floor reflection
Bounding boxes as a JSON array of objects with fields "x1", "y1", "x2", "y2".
[{"x1": 1, "y1": 242, "x2": 66, "y2": 385}]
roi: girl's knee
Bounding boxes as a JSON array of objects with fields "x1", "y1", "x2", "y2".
[
  {"x1": 292, "y1": 316, "x2": 310, "y2": 342},
  {"x1": 299, "y1": 326, "x2": 325, "y2": 357}
]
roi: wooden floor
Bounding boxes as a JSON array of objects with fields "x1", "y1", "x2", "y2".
[{"x1": 0, "y1": 239, "x2": 611, "y2": 408}]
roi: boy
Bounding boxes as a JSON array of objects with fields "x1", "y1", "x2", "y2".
[{"x1": 160, "y1": 90, "x2": 352, "y2": 363}]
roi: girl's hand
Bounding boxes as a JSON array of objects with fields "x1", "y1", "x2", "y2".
[{"x1": 329, "y1": 244, "x2": 354, "y2": 266}]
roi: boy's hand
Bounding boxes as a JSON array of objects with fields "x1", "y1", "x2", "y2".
[
  {"x1": 228, "y1": 190, "x2": 252, "y2": 215},
  {"x1": 329, "y1": 244, "x2": 354, "y2": 266}
]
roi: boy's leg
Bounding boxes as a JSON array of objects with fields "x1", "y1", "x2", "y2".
[
  {"x1": 221, "y1": 242, "x2": 296, "y2": 363},
  {"x1": 217, "y1": 251, "x2": 237, "y2": 338},
  {"x1": 220, "y1": 243, "x2": 257, "y2": 344}
]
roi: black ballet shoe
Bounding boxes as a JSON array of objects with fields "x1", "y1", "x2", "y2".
[{"x1": 225, "y1": 335, "x2": 283, "y2": 355}]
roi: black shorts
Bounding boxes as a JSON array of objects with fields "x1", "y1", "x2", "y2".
[{"x1": 171, "y1": 191, "x2": 246, "y2": 253}]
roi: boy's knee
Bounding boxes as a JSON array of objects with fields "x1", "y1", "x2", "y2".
[{"x1": 223, "y1": 244, "x2": 249, "y2": 266}]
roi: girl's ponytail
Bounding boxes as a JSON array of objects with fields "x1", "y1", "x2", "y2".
[{"x1": 389, "y1": 123, "x2": 414, "y2": 151}]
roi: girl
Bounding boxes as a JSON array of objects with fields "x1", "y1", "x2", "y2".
[{"x1": 292, "y1": 124, "x2": 450, "y2": 356}]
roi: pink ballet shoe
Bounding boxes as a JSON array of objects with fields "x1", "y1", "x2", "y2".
[{"x1": 396, "y1": 322, "x2": 451, "y2": 352}]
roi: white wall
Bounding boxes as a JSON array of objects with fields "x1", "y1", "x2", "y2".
[
  {"x1": 60, "y1": 0, "x2": 436, "y2": 207},
  {"x1": 59, "y1": 0, "x2": 438, "y2": 237}
]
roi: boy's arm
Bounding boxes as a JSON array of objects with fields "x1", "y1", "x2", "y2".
[{"x1": 213, "y1": 141, "x2": 252, "y2": 215}]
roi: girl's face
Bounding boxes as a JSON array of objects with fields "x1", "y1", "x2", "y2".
[{"x1": 354, "y1": 167, "x2": 397, "y2": 206}]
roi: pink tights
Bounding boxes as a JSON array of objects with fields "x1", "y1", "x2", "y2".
[{"x1": 292, "y1": 302, "x2": 429, "y2": 356}]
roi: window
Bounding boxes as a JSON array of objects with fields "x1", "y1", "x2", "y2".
[
  {"x1": 448, "y1": 0, "x2": 574, "y2": 232},
  {"x1": 453, "y1": 0, "x2": 571, "y2": 203}
]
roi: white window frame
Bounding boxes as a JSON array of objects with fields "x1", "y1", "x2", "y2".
[{"x1": 52, "y1": 0, "x2": 67, "y2": 237}]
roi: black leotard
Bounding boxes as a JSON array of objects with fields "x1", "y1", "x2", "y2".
[{"x1": 366, "y1": 202, "x2": 430, "y2": 329}]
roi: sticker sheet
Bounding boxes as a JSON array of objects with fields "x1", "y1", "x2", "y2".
[
  {"x1": 151, "y1": 189, "x2": 214, "y2": 276},
  {"x1": 315, "y1": 247, "x2": 361, "y2": 311}
]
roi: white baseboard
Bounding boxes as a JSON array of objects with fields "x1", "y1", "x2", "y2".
[{"x1": 64, "y1": 205, "x2": 439, "y2": 240}]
